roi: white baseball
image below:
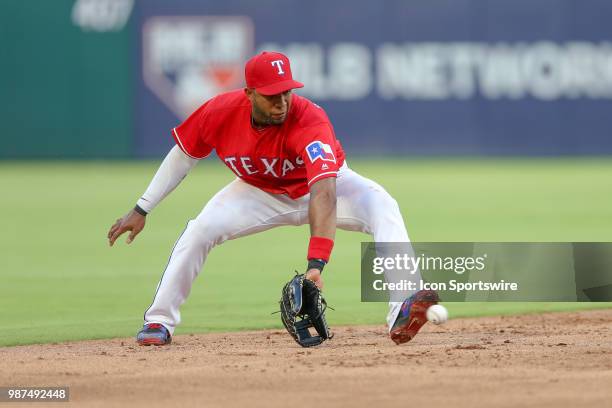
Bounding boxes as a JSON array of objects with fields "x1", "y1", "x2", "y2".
[{"x1": 426, "y1": 304, "x2": 448, "y2": 325}]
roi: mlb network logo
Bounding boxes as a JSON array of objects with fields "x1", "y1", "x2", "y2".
[
  {"x1": 142, "y1": 16, "x2": 254, "y2": 118},
  {"x1": 306, "y1": 141, "x2": 336, "y2": 163}
]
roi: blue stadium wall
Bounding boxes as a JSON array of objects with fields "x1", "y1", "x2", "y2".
[{"x1": 2, "y1": 0, "x2": 612, "y2": 158}]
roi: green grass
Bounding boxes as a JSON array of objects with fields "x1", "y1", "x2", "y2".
[{"x1": 1, "y1": 158, "x2": 611, "y2": 347}]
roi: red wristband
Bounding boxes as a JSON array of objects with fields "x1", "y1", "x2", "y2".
[{"x1": 307, "y1": 236, "x2": 334, "y2": 262}]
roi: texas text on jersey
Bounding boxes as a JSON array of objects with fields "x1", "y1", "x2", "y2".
[{"x1": 172, "y1": 90, "x2": 346, "y2": 199}]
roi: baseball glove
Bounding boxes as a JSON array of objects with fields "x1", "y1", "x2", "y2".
[{"x1": 279, "y1": 273, "x2": 332, "y2": 347}]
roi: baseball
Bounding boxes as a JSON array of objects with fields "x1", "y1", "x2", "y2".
[{"x1": 426, "y1": 304, "x2": 448, "y2": 325}]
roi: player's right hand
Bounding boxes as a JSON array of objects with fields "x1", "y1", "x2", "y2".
[{"x1": 107, "y1": 209, "x2": 146, "y2": 246}]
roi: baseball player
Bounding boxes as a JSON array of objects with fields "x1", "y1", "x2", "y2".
[{"x1": 107, "y1": 51, "x2": 439, "y2": 346}]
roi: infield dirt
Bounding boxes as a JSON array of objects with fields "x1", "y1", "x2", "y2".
[{"x1": 1, "y1": 309, "x2": 610, "y2": 407}]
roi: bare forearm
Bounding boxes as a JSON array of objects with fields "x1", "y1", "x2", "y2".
[
  {"x1": 308, "y1": 178, "x2": 337, "y2": 239},
  {"x1": 305, "y1": 178, "x2": 337, "y2": 286},
  {"x1": 136, "y1": 145, "x2": 199, "y2": 213}
]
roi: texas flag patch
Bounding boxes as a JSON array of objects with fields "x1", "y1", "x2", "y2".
[{"x1": 306, "y1": 141, "x2": 336, "y2": 163}]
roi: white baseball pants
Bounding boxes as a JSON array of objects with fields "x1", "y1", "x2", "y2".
[{"x1": 144, "y1": 164, "x2": 416, "y2": 334}]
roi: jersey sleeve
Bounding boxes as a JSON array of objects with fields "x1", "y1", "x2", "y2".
[
  {"x1": 172, "y1": 101, "x2": 214, "y2": 159},
  {"x1": 297, "y1": 123, "x2": 342, "y2": 187}
]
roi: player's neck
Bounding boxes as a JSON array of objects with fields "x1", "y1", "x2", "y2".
[{"x1": 251, "y1": 115, "x2": 270, "y2": 130}]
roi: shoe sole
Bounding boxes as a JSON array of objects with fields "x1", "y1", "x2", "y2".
[
  {"x1": 390, "y1": 291, "x2": 439, "y2": 345},
  {"x1": 137, "y1": 337, "x2": 171, "y2": 346}
]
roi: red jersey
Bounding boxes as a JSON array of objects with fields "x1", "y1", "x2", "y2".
[{"x1": 172, "y1": 90, "x2": 345, "y2": 199}]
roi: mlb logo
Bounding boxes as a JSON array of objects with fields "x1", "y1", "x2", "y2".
[
  {"x1": 306, "y1": 141, "x2": 336, "y2": 163},
  {"x1": 142, "y1": 16, "x2": 254, "y2": 118}
]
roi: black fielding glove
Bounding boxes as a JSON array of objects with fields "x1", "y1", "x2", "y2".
[{"x1": 279, "y1": 273, "x2": 332, "y2": 347}]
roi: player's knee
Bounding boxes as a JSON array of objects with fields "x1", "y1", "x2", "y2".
[
  {"x1": 370, "y1": 190, "x2": 399, "y2": 211},
  {"x1": 192, "y1": 217, "x2": 230, "y2": 246},
  {"x1": 387, "y1": 195, "x2": 402, "y2": 216},
  {"x1": 369, "y1": 192, "x2": 403, "y2": 223}
]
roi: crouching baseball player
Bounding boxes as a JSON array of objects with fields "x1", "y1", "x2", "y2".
[{"x1": 107, "y1": 51, "x2": 439, "y2": 347}]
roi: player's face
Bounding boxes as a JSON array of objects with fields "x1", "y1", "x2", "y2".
[{"x1": 246, "y1": 88, "x2": 292, "y2": 126}]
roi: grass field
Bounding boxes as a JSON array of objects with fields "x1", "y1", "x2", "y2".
[{"x1": 1, "y1": 158, "x2": 611, "y2": 347}]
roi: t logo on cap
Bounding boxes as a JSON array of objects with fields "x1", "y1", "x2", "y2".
[
  {"x1": 245, "y1": 51, "x2": 304, "y2": 96},
  {"x1": 271, "y1": 60, "x2": 285, "y2": 75}
]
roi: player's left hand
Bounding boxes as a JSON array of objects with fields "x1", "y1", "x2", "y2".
[
  {"x1": 279, "y1": 272, "x2": 332, "y2": 347},
  {"x1": 305, "y1": 268, "x2": 324, "y2": 289}
]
